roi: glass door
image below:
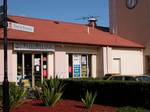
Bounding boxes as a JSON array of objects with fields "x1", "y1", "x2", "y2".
[{"x1": 34, "y1": 54, "x2": 41, "y2": 85}]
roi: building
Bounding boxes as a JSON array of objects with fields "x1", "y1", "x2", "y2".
[
  {"x1": 109, "y1": 0, "x2": 150, "y2": 73},
  {"x1": 0, "y1": 16, "x2": 144, "y2": 86}
]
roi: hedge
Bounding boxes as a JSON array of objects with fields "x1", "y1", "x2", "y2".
[{"x1": 61, "y1": 79, "x2": 150, "y2": 109}]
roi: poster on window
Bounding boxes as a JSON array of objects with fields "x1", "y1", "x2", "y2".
[
  {"x1": 73, "y1": 55, "x2": 81, "y2": 78},
  {"x1": 81, "y1": 56, "x2": 87, "y2": 77},
  {"x1": 34, "y1": 58, "x2": 40, "y2": 66}
]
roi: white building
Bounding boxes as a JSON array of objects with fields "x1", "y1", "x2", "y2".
[{"x1": 0, "y1": 16, "x2": 144, "y2": 86}]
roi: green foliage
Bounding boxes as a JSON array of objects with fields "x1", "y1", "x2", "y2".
[
  {"x1": 81, "y1": 90, "x2": 97, "y2": 108},
  {"x1": 0, "y1": 85, "x2": 2, "y2": 101},
  {"x1": 9, "y1": 83, "x2": 27, "y2": 109},
  {"x1": 117, "y1": 106, "x2": 149, "y2": 112},
  {"x1": 40, "y1": 77, "x2": 65, "y2": 106},
  {"x1": 62, "y1": 79, "x2": 150, "y2": 108},
  {"x1": 33, "y1": 86, "x2": 42, "y2": 99}
]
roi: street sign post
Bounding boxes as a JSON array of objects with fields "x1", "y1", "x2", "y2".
[{"x1": 2, "y1": 0, "x2": 9, "y2": 112}]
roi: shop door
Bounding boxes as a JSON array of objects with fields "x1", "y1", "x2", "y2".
[
  {"x1": 112, "y1": 58, "x2": 121, "y2": 74},
  {"x1": 34, "y1": 54, "x2": 41, "y2": 85},
  {"x1": 24, "y1": 54, "x2": 32, "y2": 76},
  {"x1": 17, "y1": 53, "x2": 48, "y2": 87}
]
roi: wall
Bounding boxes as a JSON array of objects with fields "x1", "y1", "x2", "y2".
[
  {"x1": 0, "y1": 46, "x2": 4, "y2": 82},
  {"x1": 112, "y1": 48, "x2": 144, "y2": 75},
  {"x1": 109, "y1": 0, "x2": 150, "y2": 55},
  {"x1": 47, "y1": 53, "x2": 54, "y2": 78},
  {"x1": 0, "y1": 43, "x2": 17, "y2": 82},
  {"x1": 54, "y1": 51, "x2": 68, "y2": 78},
  {"x1": 54, "y1": 44, "x2": 101, "y2": 78},
  {"x1": 0, "y1": 42, "x2": 144, "y2": 82},
  {"x1": 8, "y1": 44, "x2": 17, "y2": 82}
]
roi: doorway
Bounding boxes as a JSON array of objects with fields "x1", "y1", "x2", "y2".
[
  {"x1": 17, "y1": 53, "x2": 48, "y2": 87},
  {"x1": 112, "y1": 58, "x2": 121, "y2": 74}
]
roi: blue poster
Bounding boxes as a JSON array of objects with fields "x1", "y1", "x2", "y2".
[
  {"x1": 73, "y1": 55, "x2": 81, "y2": 78},
  {"x1": 74, "y1": 65, "x2": 80, "y2": 77}
]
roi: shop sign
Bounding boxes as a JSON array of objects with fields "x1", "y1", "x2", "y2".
[
  {"x1": 73, "y1": 54, "x2": 81, "y2": 78},
  {"x1": 8, "y1": 22, "x2": 34, "y2": 33},
  {"x1": 14, "y1": 42, "x2": 55, "y2": 52}
]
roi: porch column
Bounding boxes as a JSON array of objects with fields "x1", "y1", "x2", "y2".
[
  {"x1": 47, "y1": 53, "x2": 54, "y2": 79},
  {"x1": 102, "y1": 46, "x2": 112, "y2": 75},
  {"x1": 11, "y1": 52, "x2": 17, "y2": 82},
  {"x1": 32, "y1": 53, "x2": 35, "y2": 87},
  {"x1": 22, "y1": 53, "x2": 25, "y2": 76},
  {"x1": 91, "y1": 54, "x2": 96, "y2": 78},
  {"x1": 41, "y1": 54, "x2": 43, "y2": 83}
]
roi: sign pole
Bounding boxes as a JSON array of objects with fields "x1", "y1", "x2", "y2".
[{"x1": 3, "y1": 0, "x2": 9, "y2": 111}]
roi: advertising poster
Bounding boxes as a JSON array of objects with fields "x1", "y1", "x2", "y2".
[
  {"x1": 34, "y1": 58, "x2": 40, "y2": 66},
  {"x1": 81, "y1": 56, "x2": 87, "y2": 77},
  {"x1": 73, "y1": 55, "x2": 81, "y2": 78}
]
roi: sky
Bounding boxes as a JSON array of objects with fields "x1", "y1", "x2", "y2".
[{"x1": 0, "y1": 0, "x2": 109, "y2": 27}]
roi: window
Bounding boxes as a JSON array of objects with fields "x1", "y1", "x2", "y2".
[
  {"x1": 17, "y1": 53, "x2": 48, "y2": 86},
  {"x1": 68, "y1": 54, "x2": 91, "y2": 78}
]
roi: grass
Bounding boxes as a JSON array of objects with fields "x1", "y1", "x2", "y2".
[{"x1": 117, "y1": 106, "x2": 150, "y2": 112}]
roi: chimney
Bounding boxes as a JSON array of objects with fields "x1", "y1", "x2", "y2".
[{"x1": 88, "y1": 17, "x2": 97, "y2": 28}]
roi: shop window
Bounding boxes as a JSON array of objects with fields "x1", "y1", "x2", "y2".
[
  {"x1": 43, "y1": 53, "x2": 48, "y2": 78},
  {"x1": 17, "y1": 53, "x2": 22, "y2": 75},
  {"x1": 68, "y1": 54, "x2": 73, "y2": 78},
  {"x1": 17, "y1": 53, "x2": 23, "y2": 84},
  {"x1": 68, "y1": 54, "x2": 91, "y2": 78},
  {"x1": 81, "y1": 55, "x2": 87, "y2": 77},
  {"x1": 73, "y1": 54, "x2": 81, "y2": 78},
  {"x1": 34, "y1": 54, "x2": 41, "y2": 83},
  {"x1": 25, "y1": 54, "x2": 32, "y2": 76},
  {"x1": 17, "y1": 53, "x2": 48, "y2": 87}
]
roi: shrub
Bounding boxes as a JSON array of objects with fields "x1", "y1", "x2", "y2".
[
  {"x1": 9, "y1": 83, "x2": 27, "y2": 110},
  {"x1": 62, "y1": 79, "x2": 150, "y2": 108},
  {"x1": 40, "y1": 77, "x2": 65, "y2": 106},
  {"x1": 117, "y1": 106, "x2": 149, "y2": 112},
  {"x1": 33, "y1": 86, "x2": 42, "y2": 99},
  {"x1": 81, "y1": 90, "x2": 97, "y2": 108}
]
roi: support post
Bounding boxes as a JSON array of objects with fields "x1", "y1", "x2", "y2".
[{"x1": 2, "y1": 0, "x2": 9, "y2": 112}]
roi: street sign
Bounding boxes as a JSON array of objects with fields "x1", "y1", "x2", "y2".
[{"x1": 8, "y1": 22, "x2": 34, "y2": 32}]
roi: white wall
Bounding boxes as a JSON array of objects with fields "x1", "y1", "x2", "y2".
[
  {"x1": 0, "y1": 48, "x2": 4, "y2": 82},
  {"x1": 102, "y1": 47, "x2": 112, "y2": 75},
  {"x1": 91, "y1": 55, "x2": 96, "y2": 78},
  {"x1": 8, "y1": 49, "x2": 17, "y2": 82},
  {"x1": 0, "y1": 45, "x2": 17, "y2": 82},
  {"x1": 47, "y1": 53, "x2": 54, "y2": 78},
  {"x1": 112, "y1": 48, "x2": 144, "y2": 75},
  {"x1": 54, "y1": 51, "x2": 68, "y2": 78}
]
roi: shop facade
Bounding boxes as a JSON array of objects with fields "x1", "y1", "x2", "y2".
[
  {"x1": 0, "y1": 41, "x2": 144, "y2": 86},
  {"x1": 0, "y1": 15, "x2": 145, "y2": 86}
]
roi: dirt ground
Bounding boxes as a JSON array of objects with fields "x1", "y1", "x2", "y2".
[{"x1": 12, "y1": 99, "x2": 117, "y2": 112}]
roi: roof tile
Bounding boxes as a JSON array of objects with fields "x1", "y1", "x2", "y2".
[{"x1": 0, "y1": 16, "x2": 144, "y2": 48}]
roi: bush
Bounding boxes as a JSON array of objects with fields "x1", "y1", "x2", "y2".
[
  {"x1": 40, "y1": 77, "x2": 65, "y2": 106},
  {"x1": 81, "y1": 90, "x2": 97, "y2": 108},
  {"x1": 9, "y1": 83, "x2": 27, "y2": 110},
  {"x1": 62, "y1": 79, "x2": 150, "y2": 109},
  {"x1": 117, "y1": 106, "x2": 149, "y2": 112}
]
